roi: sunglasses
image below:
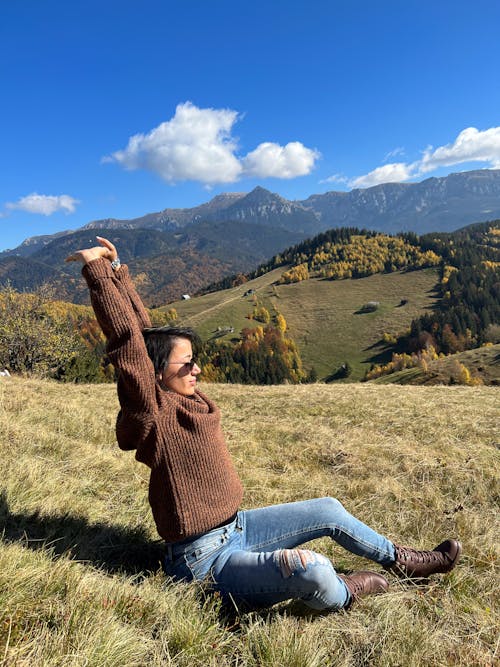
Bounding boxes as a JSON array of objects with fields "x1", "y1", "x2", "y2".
[{"x1": 167, "y1": 359, "x2": 198, "y2": 370}]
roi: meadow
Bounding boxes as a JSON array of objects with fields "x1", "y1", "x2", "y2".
[
  {"x1": 0, "y1": 376, "x2": 498, "y2": 666},
  {"x1": 169, "y1": 268, "x2": 439, "y2": 381}
]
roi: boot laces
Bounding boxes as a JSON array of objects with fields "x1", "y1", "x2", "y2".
[
  {"x1": 397, "y1": 546, "x2": 445, "y2": 565},
  {"x1": 350, "y1": 579, "x2": 364, "y2": 596}
]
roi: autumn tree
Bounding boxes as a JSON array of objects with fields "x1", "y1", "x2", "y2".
[
  {"x1": 253, "y1": 306, "x2": 271, "y2": 324},
  {"x1": 278, "y1": 263, "x2": 309, "y2": 284},
  {"x1": 276, "y1": 313, "x2": 287, "y2": 334},
  {"x1": 0, "y1": 284, "x2": 92, "y2": 379}
]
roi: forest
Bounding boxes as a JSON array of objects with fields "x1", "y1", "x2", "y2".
[{"x1": 409, "y1": 223, "x2": 499, "y2": 352}]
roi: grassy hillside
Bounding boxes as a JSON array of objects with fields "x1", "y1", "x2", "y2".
[
  {"x1": 368, "y1": 344, "x2": 500, "y2": 386},
  {"x1": 169, "y1": 268, "x2": 440, "y2": 380},
  {"x1": 1, "y1": 377, "x2": 498, "y2": 666}
]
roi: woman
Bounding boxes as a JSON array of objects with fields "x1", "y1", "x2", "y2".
[{"x1": 66, "y1": 237, "x2": 461, "y2": 613}]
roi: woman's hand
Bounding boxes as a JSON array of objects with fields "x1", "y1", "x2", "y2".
[{"x1": 65, "y1": 236, "x2": 118, "y2": 265}]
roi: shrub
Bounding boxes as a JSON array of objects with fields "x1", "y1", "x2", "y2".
[{"x1": 0, "y1": 284, "x2": 104, "y2": 381}]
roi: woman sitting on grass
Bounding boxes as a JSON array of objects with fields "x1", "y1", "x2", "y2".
[{"x1": 66, "y1": 236, "x2": 461, "y2": 613}]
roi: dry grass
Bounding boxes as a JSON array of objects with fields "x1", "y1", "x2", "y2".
[{"x1": 0, "y1": 376, "x2": 498, "y2": 666}]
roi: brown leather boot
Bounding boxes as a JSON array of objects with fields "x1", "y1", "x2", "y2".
[
  {"x1": 338, "y1": 570, "x2": 389, "y2": 608},
  {"x1": 388, "y1": 539, "x2": 462, "y2": 578}
]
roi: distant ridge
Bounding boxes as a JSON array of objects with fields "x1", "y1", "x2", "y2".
[
  {"x1": 301, "y1": 169, "x2": 500, "y2": 234},
  {"x1": 4, "y1": 169, "x2": 500, "y2": 259},
  {"x1": 82, "y1": 192, "x2": 246, "y2": 232}
]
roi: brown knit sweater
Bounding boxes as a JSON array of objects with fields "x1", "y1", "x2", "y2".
[{"x1": 82, "y1": 258, "x2": 244, "y2": 542}]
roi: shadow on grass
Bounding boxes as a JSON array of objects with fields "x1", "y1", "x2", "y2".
[
  {"x1": 362, "y1": 340, "x2": 397, "y2": 366},
  {"x1": 364, "y1": 338, "x2": 387, "y2": 352},
  {"x1": 0, "y1": 491, "x2": 165, "y2": 576},
  {"x1": 0, "y1": 492, "x2": 368, "y2": 624},
  {"x1": 216, "y1": 591, "x2": 352, "y2": 629}
]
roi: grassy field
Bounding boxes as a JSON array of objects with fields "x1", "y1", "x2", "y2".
[
  {"x1": 169, "y1": 268, "x2": 439, "y2": 381},
  {"x1": 0, "y1": 376, "x2": 498, "y2": 666}
]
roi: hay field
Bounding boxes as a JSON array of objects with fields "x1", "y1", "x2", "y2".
[{"x1": 0, "y1": 377, "x2": 498, "y2": 666}]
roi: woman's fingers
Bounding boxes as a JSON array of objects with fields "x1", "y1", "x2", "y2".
[
  {"x1": 64, "y1": 247, "x2": 106, "y2": 264},
  {"x1": 65, "y1": 238, "x2": 117, "y2": 265},
  {"x1": 96, "y1": 236, "x2": 118, "y2": 260}
]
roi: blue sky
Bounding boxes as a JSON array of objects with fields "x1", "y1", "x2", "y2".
[{"x1": 2, "y1": 0, "x2": 500, "y2": 251}]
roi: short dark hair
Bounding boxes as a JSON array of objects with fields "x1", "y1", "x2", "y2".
[{"x1": 142, "y1": 326, "x2": 201, "y2": 375}]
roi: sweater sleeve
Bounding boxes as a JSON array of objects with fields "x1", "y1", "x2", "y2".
[
  {"x1": 82, "y1": 258, "x2": 157, "y2": 450},
  {"x1": 113, "y1": 262, "x2": 152, "y2": 331}
]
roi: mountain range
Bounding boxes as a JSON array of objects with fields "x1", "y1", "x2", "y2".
[
  {"x1": 79, "y1": 168, "x2": 500, "y2": 236},
  {"x1": 2, "y1": 168, "x2": 500, "y2": 304}
]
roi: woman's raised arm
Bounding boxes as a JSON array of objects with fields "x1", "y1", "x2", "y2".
[{"x1": 66, "y1": 237, "x2": 158, "y2": 446}]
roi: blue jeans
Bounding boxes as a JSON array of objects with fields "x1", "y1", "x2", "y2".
[{"x1": 163, "y1": 497, "x2": 396, "y2": 611}]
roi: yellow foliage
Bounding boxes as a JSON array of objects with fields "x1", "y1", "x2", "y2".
[
  {"x1": 364, "y1": 345, "x2": 440, "y2": 381},
  {"x1": 482, "y1": 260, "x2": 500, "y2": 270},
  {"x1": 313, "y1": 234, "x2": 440, "y2": 281},
  {"x1": 382, "y1": 332, "x2": 398, "y2": 345},
  {"x1": 150, "y1": 307, "x2": 178, "y2": 326},
  {"x1": 276, "y1": 313, "x2": 287, "y2": 334},
  {"x1": 441, "y1": 265, "x2": 458, "y2": 285},
  {"x1": 278, "y1": 263, "x2": 309, "y2": 284},
  {"x1": 253, "y1": 306, "x2": 271, "y2": 324}
]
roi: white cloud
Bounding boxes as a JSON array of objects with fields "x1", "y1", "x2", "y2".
[
  {"x1": 350, "y1": 162, "x2": 416, "y2": 189},
  {"x1": 104, "y1": 102, "x2": 242, "y2": 184},
  {"x1": 104, "y1": 102, "x2": 319, "y2": 184},
  {"x1": 419, "y1": 126, "x2": 500, "y2": 173},
  {"x1": 332, "y1": 126, "x2": 500, "y2": 190},
  {"x1": 383, "y1": 146, "x2": 405, "y2": 162},
  {"x1": 320, "y1": 174, "x2": 349, "y2": 185},
  {"x1": 320, "y1": 173, "x2": 349, "y2": 185},
  {"x1": 242, "y1": 141, "x2": 320, "y2": 179},
  {"x1": 6, "y1": 193, "x2": 80, "y2": 216}
]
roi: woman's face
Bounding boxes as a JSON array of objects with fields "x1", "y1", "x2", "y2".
[{"x1": 160, "y1": 338, "x2": 201, "y2": 396}]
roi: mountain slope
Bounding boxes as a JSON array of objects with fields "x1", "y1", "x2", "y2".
[
  {"x1": 367, "y1": 344, "x2": 500, "y2": 385},
  {"x1": 0, "y1": 222, "x2": 303, "y2": 304},
  {"x1": 80, "y1": 187, "x2": 320, "y2": 235},
  {"x1": 200, "y1": 186, "x2": 320, "y2": 234},
  {"x1": 169, "y1": 221, "x2": 498, "y2": 383}
]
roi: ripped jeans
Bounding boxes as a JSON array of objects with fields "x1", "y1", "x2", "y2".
[{"x1": 163, "y1": 497, "x2": 396, "y2": 611}]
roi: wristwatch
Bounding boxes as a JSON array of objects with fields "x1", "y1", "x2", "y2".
[{"x1": 111, "y1": 258, "x2": 121, "y2": 271}]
